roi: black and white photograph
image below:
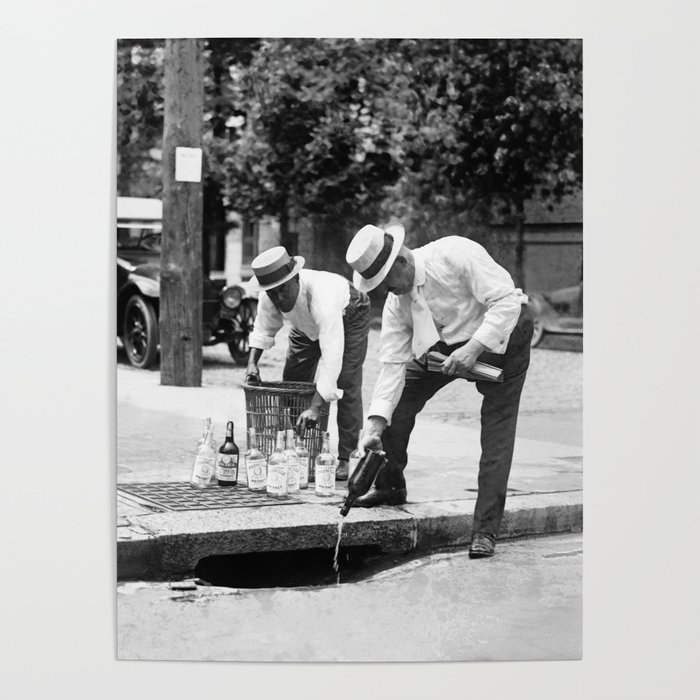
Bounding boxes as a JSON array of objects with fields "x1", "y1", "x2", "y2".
[
  {"x1": 2, "y1": 1, "x2": 698, "y2": 697},
  {"x1": 115, "y1": 37, "x2": 583, "y2": 662}
]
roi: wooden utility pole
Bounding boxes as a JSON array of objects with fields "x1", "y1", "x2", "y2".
[{"x1": 161, "y1": 39, "x2": 204, "y2": 386}]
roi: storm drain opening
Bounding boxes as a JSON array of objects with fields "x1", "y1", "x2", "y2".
[{"x1": 194, "y1": 546, "x2": 406, "y2": 589}]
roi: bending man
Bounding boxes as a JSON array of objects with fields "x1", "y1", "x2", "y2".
[
  {"x1": 346, "y1": 224, "x2": 533, "y2": 556},
  {"x1": 246, "y1": 246, "x2": 370, "y2": 480}
]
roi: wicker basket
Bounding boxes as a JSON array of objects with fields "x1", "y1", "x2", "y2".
[{"x1": 242, "y1": 381, "x2": 330, "y2": 463}]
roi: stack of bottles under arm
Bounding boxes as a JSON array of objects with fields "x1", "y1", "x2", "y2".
[{"x1": 190, "y1": 417, "x2": 344, "y2": 497}]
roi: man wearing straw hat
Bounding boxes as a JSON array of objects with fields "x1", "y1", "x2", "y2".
[
  {"x1": 246, "y1": 246, "x2": 371, "y2": 480},
  {"x1": 346, "y1": 224, "x2": 533, "y2": 557}
]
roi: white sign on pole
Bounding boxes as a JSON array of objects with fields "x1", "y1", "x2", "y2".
[{"x1": 175, "y1": 147, "x2": 203, "y2": 182}]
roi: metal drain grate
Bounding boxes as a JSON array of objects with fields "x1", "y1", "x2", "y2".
[{"x1": 118, "y1": 481, "x2": 301, "y2": 512}]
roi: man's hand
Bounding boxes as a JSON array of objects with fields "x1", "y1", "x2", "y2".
[
  {"x1": 246, "y1": 348, "x2": 264, "y2": 385},
  {"x1": 360, "y1": 416, "x2": 387, "y2": 452},
  {"x1": 245, "y1": 362, "x2": 261, "y2": 386},
  {"x1": 296, "y1": 405, "x2": 322, "y2": 437},
  {"x1": 442, "y1": 338, "x2": 487, "y2": 376}
]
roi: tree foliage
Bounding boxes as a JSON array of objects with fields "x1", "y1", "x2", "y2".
[
  {"x1": 117, "y1": 40, "x2": 164, "y2": 196},
  {"x1": 380, "y1": 39, "x2": 582, "y2": 243},
  {"x1": 117, "y1": 38, "x2": 582, "y2": 279},
  {"x1": 209, "y1": 39, "x2": 403, "y2": 226}
]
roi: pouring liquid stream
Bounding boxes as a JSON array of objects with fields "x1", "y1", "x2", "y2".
[
  {"x1": 332, "y1": 449, "x2": 387, "y2": 585},
  {"x1": 333, "y1": 518, "x2": 344, "y2": 584}
]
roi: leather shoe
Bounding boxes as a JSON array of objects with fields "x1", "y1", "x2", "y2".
[
  {"x1": 336, "y1": 460, "x2": 349, "y2": 481},
  {"x1": 353, "y1": 487, "x2": 407, "y2": 508},
  {"x1": 469, "y1": 532, "x2": 496, "y2": 558}
]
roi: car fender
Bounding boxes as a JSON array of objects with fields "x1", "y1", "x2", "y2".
[
  {"x1": 130, "y1": 272, "x2": 159, "y2": 298},
  {"x1": 527, "y1": 292, "x2": 555, "y2": 331}
]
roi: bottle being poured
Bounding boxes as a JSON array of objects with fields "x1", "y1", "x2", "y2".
[{"x1": 339, "y1": 448, "x2": 388, "y2": 516}]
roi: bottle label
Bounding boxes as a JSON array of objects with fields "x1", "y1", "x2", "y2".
[
  {"x1": 315, "y1": 464, "x2": 336, "y2": 494},
  {"x1": 192, "y1": 455, "x2": 215, "y2": 482},
  {"x1": 246, "y1": 458, "x2": 267, "y2": 490},
  {"x1": 286, "y1": 456, "x2": 301, "y2": 491},
  {"x1": 298, "y1": 455, "x2": 309, "y2": 487},
  {"x1": 217, "y1": 454, "x2": 238, "y2": 481},
  {"x1": 266, "y1": 463, "x2": 288, "y2": 494}
]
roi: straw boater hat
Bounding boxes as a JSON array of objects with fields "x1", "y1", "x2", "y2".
[
  {"x1": 346, "y1": 223, "x2": 405, "y2": 293},
  {"x1": 249, "y1": 246, "x2": 305, "y2": 291}
]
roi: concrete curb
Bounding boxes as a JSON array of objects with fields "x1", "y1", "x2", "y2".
[{"x1": 117, "y1": 490, "x2": 582, "y2": 580}]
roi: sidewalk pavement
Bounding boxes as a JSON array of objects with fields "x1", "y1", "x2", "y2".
[{"x1": 117, "y1": 366, "x2": 582, "y2": 580}]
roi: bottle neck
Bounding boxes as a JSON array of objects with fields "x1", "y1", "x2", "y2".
[
  {"x1": 275, "y1": 431, "x2": 285, "y2": 452},
  {"x1": 340, "y1": 494, "x2": 356, "y2": 517},
  {"x1": 321, "y1": 433, "x2": 331, "y2": 453},
  {"x1": 248, "y1": 428, "x2": 258, "y2": 451},
  {"x1": 225, "y1": 421, "x2": 234, "y2": 443},
  {"x1": 285, "y1": 429, "x2": 295, "y2": 448}
]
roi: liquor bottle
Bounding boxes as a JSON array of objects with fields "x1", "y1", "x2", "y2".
[
  {"x1": 284, "y1": 429, "x2": 301, "y2": 494},
  {"x1": 294, "y1": 432, "x2": 310, "y2": 489},
  {"x1": 266, "y1": 430, "x2": 288, "y2": 497},
  {"x1": 245, "y1": 428, "x2": 267, "y2": 492},
  {"x1": 314, "y1": 431, "x2": 337, "y2": 497},
  {"x1": 347, "y1": 430, "x2": 364, "y2": 480},
  {"x1": 190, "y1": 425, "x2": 216, "y2": 488},
  {"x1": 340, "y1": 449, "x2": 388, "y2": 516},
  {"x1": 216, "y1": 421, "x2": 239, "y2": 486}
]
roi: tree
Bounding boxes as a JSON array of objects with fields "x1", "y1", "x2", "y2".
[
  {"x1": 381, "y1": 39, "x2": 583, "y2": 286},
  {"x1": 201, "y1": 39, "x2": 260, "y2": 271},
  {"x1": 118, "y1": 39, "x2": 582, "y2": 286},
  {"x1": 210, "y1": 39, "x2": 404, "y2": 265},
  {"x1": 116, "y1": 40, "x2": 165, "y2": 197}
]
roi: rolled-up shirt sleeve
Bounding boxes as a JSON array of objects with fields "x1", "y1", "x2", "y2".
[
  {"x1": 315, "y1": 307, "x2": 345, "y2": 402},
  {"x1": 368, "y1": 295, "x2": 413, "y2": 424},
  {"x1": 248, "y1": 293, "x2": 284, "y2": 350},
  {"x1": 459, "y1": 243, "x2": 525, "y2": 353}
]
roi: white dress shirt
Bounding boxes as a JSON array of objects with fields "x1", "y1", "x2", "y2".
[
  {"x1": 369, "y1": 236, "x2": 528, "y2": 423},
  {"x1": 249, "y1": 269, "x2": 351, "y2": 402}
]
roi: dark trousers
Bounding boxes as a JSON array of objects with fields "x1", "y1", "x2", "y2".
[
  {"x1": 377, "y1": 304, "x2": 534, "y2": 536},
  {"x1": 282, "y1": 285, "x2": 371, "y2": 460}
]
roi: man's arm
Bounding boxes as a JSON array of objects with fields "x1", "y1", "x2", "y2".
[
  {"x1": 361, "y1": 415, "x2": 388, "y2": 451},
  {"x1": 295, "y1": 389, "x2": 327, "y2": 436},
  {"x1": 245, "y1": 347, "x2": 264, "y2": 385},
  {"x1": 246, "y1": 293, "x2": 284, "y2": 384},
  {"x1": 314, "y1": 307, "x2": 346, "y2": 403},
  {"x1": 296, "y1": 302, "x2": 345, "y2": 435},
  {"x1": 359, "y1": 296, "x2": 413, "y2": 451},
  {"x1": 445, "y1": 239, "x2": 524, "y2": 370}
]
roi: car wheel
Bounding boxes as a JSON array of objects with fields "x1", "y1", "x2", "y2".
[
  {"x1": 123, "y1": 294, "x2": 159, "y2": 369},
  {"x1": 228, "y1": 298, "x2": 257, "y2": 365}
]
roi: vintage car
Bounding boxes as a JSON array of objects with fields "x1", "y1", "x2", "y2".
[
  {"x1": 527, "y1": 282, "x2": 583, "y2": 347},
  {"x1": 116, "y1": 197, "x2": 257, "y2": 369}
]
